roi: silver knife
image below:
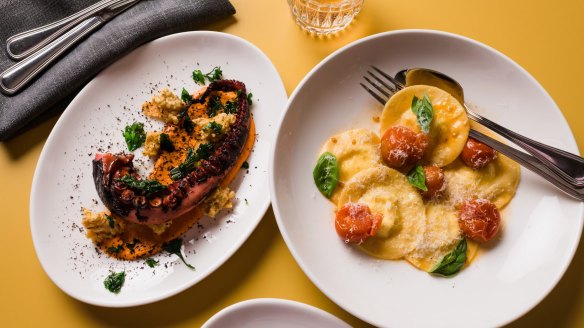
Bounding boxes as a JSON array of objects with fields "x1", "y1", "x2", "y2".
[
  {"x1": 6, "y1": 0, "x2": 125, "y2": 60},
  {"x1": 0, "y1": 0, "x2": 141, "y2": 96}
]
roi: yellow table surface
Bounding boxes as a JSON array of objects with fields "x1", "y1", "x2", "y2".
[{"x1": 2, "y1": 0, "x2": 583, "y2": 326}]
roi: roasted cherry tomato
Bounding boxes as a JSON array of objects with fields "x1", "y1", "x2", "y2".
[
  {"x1": 458, "y1": 198, "x2": 501, "y2": 243},
  {"x1": 460, "y1": 137, "x2": 497, "y2": 170},
  {"x1": 422, "y1": 165, "x2": 445, "y2": 200},
  {"x1": 335, "y1": 203, "x2": 382, "y2": 244},
  {"x1": 380, "y1": 126, "x2": 429, "y2": 170}
]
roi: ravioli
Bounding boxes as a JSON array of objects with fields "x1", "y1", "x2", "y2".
[
  {"x1": 320, "y1": 128, "x2": 381, "y2": 202},
  {"x1": 380, "y1": 85, "x2": 470, "y2": 167},
  {"x1": 338, "y1": 165, "x2": 426, "y2": 260}
]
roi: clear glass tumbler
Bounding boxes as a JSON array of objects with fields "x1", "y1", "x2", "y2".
[{"x1": 287, "y1": 0, "x2": 364, "y2": 35}]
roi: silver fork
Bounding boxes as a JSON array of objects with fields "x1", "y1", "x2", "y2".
[{"x1": 360, "y1": 67, "x2": 584, "y2": 201}]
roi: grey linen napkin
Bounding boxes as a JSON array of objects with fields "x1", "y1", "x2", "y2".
[{"x1": 0, "y1": 0, "x2": 236, "y2": 140}]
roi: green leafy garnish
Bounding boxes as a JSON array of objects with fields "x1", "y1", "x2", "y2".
[
  {"x1": 247, "y1": 92, "x2": 253, "y2": 106},
  {"x1": 313, "y1": 152, "x2": 339, "y2": 198},
  {"x1": 145, "y1": 258, "x2": 159, "y2": 268},
  {"x1": 169, "y1": 144, "x2": 214, "y2": 180},
  {"x1": 170, "y1": 148, "x2": 197, "y2": 180},
  {"x1": 225, "y1": 100, "x2": 238, "y2": 114},
  {"x1": 107, "y1": 245, "x2": 123, "y2": 254},
  {"x1": 104, "y1": 271, "x2": 125, "y2": 294},
  {"x1": 407, "y1": 165, "x2": 427, "y2": 191},
  {"x1": 122, "y1": 122, "x2": 146, "y2": 151},
  {"x1": 192, "y1": 67, "x2": 223, "y2": 85},
  {"x1": 181, "y1": 87, "x2": 193, "y2": 103},
  {"x1": 241, "y1": 161, "x2": 249, "y2": 169},
  {"x1": 203, "y1": 122, "x2": 222, "y2": 134},
  {"x1": 195, "y1": 143, "x2": 214, "y2": 161},
  {"x1": 106, "y1": 215, "x2": 115, "y2": 228},
  {"x1": 159, "y1": 133, "x2": 175, "y2": 152},
  {"x1": 192, "y1": 70, "x2": 206, "y2": 85},
  {"x1": 163, "y1": 238, "x2": 195, "y2": 270},
  {"x1": 430, "y1": 238, "x2": 467, "y2": 277},
  {"x1": 179, "y1": 109, "x2": 195, "y2": 133},
  {"x1": 411, "y1": 93, "x2": 434, "y2": 133},
  {"x1": 207, "y1": 95, "x2": 223, "y2": 117},
  {"x1": 116, "y1": 175, "x2": 167, "y2": 197}
]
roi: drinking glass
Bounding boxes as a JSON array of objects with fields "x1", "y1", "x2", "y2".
[{"x1": 287, "y1": 0, "x2": 365, "y2": 35}]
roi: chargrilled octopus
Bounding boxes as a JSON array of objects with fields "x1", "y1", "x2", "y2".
[{"x1": 93, "y1": 80, "x2": 250, "y2": 225}]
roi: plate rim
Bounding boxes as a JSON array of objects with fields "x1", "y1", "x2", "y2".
[
  {"x1": 201, "y1": 298, "x2": 350, "y2": 327},
  {"x1": 29, "y1": 30, "x2": 287, "y2": 307},
  {"x1": 269, "y1": 28, "x2": 584, "y2": 327}
]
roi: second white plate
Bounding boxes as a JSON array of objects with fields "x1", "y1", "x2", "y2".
[{"x1": 270, "y1": 30, "x2": 583, "y2": 327}]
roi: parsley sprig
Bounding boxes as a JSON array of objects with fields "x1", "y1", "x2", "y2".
[
  {"x1": 192, "y1": 67, "x2": 223, "y2": 85},
  {"x1": 122, "y1": 122, "x2": 146, "y2": 151}
]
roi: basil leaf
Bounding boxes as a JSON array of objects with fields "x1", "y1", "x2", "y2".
[
  {"x1": 313, "y1": 152, "x2": 339, "y2": 198},
  {"x1": 407, "y1": 165, "x2": 427, "y2": 191},
  {"x1": 411, "y1": 93, "x2": 434, "y2": 133},
  {"x1": 430, "y1": 238, "x2": 467, "y2": 276}
]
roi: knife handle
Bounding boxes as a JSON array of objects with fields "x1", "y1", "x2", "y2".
[
  {"x1": 5, "y1": 0, "x2": 118, "y2": 60},
  {"x1": 0, "y1": 17, "x2": 103, "y2": 96}
]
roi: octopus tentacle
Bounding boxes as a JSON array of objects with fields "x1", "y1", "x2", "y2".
[{"x1": 92, "y1": 80, "x2": 250, "y2": 225}]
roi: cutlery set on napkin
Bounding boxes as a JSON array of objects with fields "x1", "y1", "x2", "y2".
[{"x1": 0, "y1": 0, "x2": 235, "y2": 140}]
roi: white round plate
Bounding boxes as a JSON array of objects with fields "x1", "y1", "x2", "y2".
[
  {"x1": 270, "y1": 30, "x2": 583, "y2": 327},
  {"x1": 30, "y1": 31, "x2": 287, "y2": 307},
  {"x1": 202, "y1": 298, "x2": 350, "y2": 328}
]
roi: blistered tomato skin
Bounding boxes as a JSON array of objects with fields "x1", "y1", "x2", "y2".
[
  {"x1": 380, "y1": 126, "x2": 429, "y2": 170},
  {"x1": 461, "y1": 138, "x2": 498, "y2": 170},
  {"x1": 458, "y1": 198, "x2": 501, "y2": 243},
  {"x1": 422, "y1": 165, "x2": 445, "y2": 200},
  {"x1": 335, "y1": 203, "x2": 382, "y2": 244}
]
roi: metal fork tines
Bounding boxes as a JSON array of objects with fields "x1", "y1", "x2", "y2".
[{"x1": 360, "y1": 66, "x2": 584, "y2": 201}]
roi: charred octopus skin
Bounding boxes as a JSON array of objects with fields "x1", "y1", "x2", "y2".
[{"x1": 92, "y1": 80, "x2": 251, "y2": 225}]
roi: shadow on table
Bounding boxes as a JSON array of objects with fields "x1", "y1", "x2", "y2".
[
  {"x1": 73, "y1": 206, "x2": 279, "y2": 327},
  {"x1": 507, "y1": 231, "x2": 584, "y2": 327}
]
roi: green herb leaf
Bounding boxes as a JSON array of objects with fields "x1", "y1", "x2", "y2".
[
  {"x1": 159, "y1": 133, "x2": 175, "y2": 152},
  {"x1": 430, "y1": 238, "x2": 467, "y2": 277},
  {"x1": 207, "y1": 95, "x2": 223, "y2": 117},
  {"x1": 170, "y1": 148, "x2": 197, "y2": 180},
  {"x1": 116, "y1": 175, "x2": 167, "y2": 197},
  {"x1": 106, "y1": 215, "x2": 115, "y2": 228},
  {"x1": 247, "y1": 92, "x2": 253, "y2": 106},
  {"x1": 411, "y1": 93, "x2": 434, "y2": 133},
  {"x1": 145, "y1": 258, "x2": 159, "y2": 268},
  {"x1": 104, "y1": 271, "x2": 125, "y2": 293},
  {"x1": 169, "y1": 144, "x2": 214, "y2": 180},
  {"x1": 195, "y1": 143, "x2": 214, "y2": 161},
  {"x1": 122, "y1": 122, "x2": 146, "y2": 151},
  {"x1": 181, "y1": 88, "x2": 193, "y2": 103},
  {"x1": 192, "y1": 67, "x2": 223, "y2": 85},
  {"x1": 203, "y1": 122, "x2": 222, "y2": 134},
  {"x1": 241, "y1": 161, "x2": 249, "y2": 169},
  {"x1": 192, "y1": 70, "x2": 206, "y2": 85},
  {"x1": 313, "y1": 152, "x2": 340, "y2": 198},
  {"x1": 207, "y1": 66, "x2": 223, "y2": 82},
  {"x1": 225, "y1": 100, "x2": 238, "y2": 114},
  {"x1": 407, "y1": 165, "x2": 428, "y2": 191},
  {"x1": 179, "y1": 109, "x2": 195, "y2": 133},
  {"x1": 163, "y1": 238, "x2": 195, "y2": 270}
]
